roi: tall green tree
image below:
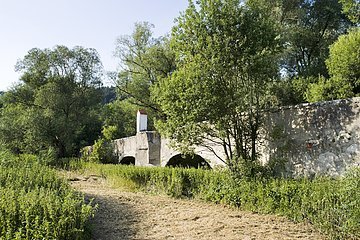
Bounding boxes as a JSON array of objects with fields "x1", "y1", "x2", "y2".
[
  {"x1": 0, "y1": 46, "x2": 103, "y2": 158},
  {"x1": 306, "y1": 27, "x2": 360, "y2": 101},
  {"x1": 280, "y1": 0, "x2": 353, "y2": 78},
  {"x1": 153, "y1": 0, "x2": 280, "y2": 172},
  {"x1": 254, "y1": 0, "x2": 354, "y2": 105},
  {"x1": 326, "y1": 27, "x2": 360, "y2": 85},
  {"x1": 114, "y1": 22, "x2": 176, "y2": 119}
]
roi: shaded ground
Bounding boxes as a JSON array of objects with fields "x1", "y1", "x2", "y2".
[{"x1": 69, "y1": 175, "x2": 326, "y2": 240}]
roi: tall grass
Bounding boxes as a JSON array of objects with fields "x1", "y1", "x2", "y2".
[
  {"x1": 0, "y1": 152, "x2": 95, "y2": 240},
  {"x1": 75, "y1": 162, "x2": 359, "y2": 240}
]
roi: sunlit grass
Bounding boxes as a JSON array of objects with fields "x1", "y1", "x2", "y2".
[{"x1": 71, "y1": 160, "x2": 359, "y2": 240}]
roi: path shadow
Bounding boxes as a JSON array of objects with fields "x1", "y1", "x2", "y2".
[{"x1": 84, "y1": 192, "x2": 141, "y2": 240}]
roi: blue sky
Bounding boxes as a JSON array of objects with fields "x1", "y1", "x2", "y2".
[{"x1": 0, "y1": 0, "x2": 188, "y2": 91}]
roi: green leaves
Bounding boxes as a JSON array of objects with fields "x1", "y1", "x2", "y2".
[
  {"x1": 0, "y1": 46, "x2": 104, "y2": 158},
  {"x1": 305, "y1": 28, "x2": 360, "y2": 102},
  {"x1": 0, "y1": 153, "x2": 95, "y2": 240},
  {"x1": 101, "y1": 99, "x2": 139, "y2": 139},
  {"x1": 326, "y1": 28, "x2": 360, "y2": 90},
  {"x1": 339, "y1": 0, "x2": 360, "y2": 23},
  {"x1": 114, "y1": 22, "x2": 175, "y2": 116},
  {"x1": 154, "y1": 0, "x2": 279, "y2": 164},
  {"x1": 279, "y1": 0, "x2": 352, "y2": 78}
]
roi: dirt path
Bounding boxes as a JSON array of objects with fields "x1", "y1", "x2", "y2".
[{"x1": 70, "y1": 175, "x2": 325, "y2": 240}]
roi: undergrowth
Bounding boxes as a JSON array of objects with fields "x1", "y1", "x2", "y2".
[
  {"x1": 71, "y1": 161, "x2": 359, "y2": 240},
  {"x1": 0, "y1": 151, "x2": 95, "y2": 240}
]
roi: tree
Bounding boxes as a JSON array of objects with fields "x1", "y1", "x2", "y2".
[
  {"x1": 327, "y1": 27, "x2": 360, "y2": 88},
  {"x1": 279, "y1": 0, "x2": 353, "y2": 79},
  {"x1": 306, "y1": 27, "x2": 360, "y2": 101},
  {"x1": 305, "y1": 75, "x2": 353, "y2": 101},
  {"x1": 0, "y1": 46, "x2": 103, "y2": 158},
  {"x1": 339, "y1": 0, "x2": 360, "y2": 24},
  {"x1": 114, "y1": 22, "x2": 176, "y2": 119},
  {"x1": 0, "y1": 102, "x2": 29, "y2": 153},
  {"x1": 153, "y1": 0, "x2": 280, "y2": 173},
  {"x1": 253, "y1": 0, "x2": 355, "y2": 105},
  {"x1": 101, "y1": 99, "x2": 138, "y2": 140}
]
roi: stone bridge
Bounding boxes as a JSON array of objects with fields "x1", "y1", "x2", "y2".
[
  {"x1": 111, "y1": 110, "x2": 226, "y2": 169},
  {"x1": 113, "y1": 131, "x2": 225, "y2": 168},
  {"x1": 112, "y1": 98, "x2": 360, "y2": 176}
]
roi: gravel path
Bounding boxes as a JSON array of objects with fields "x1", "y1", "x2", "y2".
[{"x1": 70, "y1": 175, "x2": 325, "y2": 240}]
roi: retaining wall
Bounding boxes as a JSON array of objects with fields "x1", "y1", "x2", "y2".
[{"x1": 261, "y1": 97, "x2": 360, "y2": 177}]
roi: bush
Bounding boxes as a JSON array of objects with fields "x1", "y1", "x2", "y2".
[
  {"x1": 0, "y1": 153, "x2": 95, "y2": 240},
  {"x1": 81, "y1": 138, "x2": 117, "y2": 164}
]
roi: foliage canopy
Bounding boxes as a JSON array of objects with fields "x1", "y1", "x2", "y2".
[
  {"x1": 0, "y1": 46, "x2": 103, "y2": 158},
  {"x1": 153, "y1": 0, "x2": 280, "y2": 172},
  {"x1": 306, "y1": 28, "x2": 360, "y2": 102},
  {"x1": 114, "y1": 22, "x2": 176, "y2": 118}
]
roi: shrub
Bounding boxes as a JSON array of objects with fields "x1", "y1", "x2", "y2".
[
  {"x1": 81, "y1": 138, "x2": 117, "y2": 164},
  {"x1": 0, "y1": 153, "x2": 95, "y2": 240}
]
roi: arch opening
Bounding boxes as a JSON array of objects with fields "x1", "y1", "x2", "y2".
[
  {"x1": 120, "y1": 156, "x2": 135, "y2": 165},
  {"x1": 166, "y1": 154, "x2": 211, "y2": 169}
]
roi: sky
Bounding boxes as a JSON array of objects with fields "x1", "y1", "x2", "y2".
[{"x1": 0, "y1": 0, "x2": 189, "y2": 91}]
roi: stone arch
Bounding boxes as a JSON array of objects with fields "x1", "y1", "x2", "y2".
[
  {"x1": 165, "y1": 154, "x2": 211, "y2": 169},
  {"x1": 120, "y1": 156, "x2": 135, "y2": 165}
]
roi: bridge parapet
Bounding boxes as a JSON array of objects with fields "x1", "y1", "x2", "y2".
[
  {"x1": 113, "y1": 131, "x2": 221, "y2": 167},
  {"x1": 114, "y1": 131, "x2": 162, "y2": 166},
  {"x1": 112, "y1": 97, "x2": 360, "y2": 177}
]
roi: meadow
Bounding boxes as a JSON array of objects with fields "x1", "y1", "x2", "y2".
[
  {"x1": 0, "y1": 148, "x2": 358, "y2": 240},
  {"x1": 72, "y1": 161, "x2": 359, "y2": 240}
]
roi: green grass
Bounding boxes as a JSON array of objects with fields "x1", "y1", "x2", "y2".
[
  {"x1": 73, "y1": 161, "x2": 359, "y2": 240},
  {"x1": 0, "y1": 152, "x2": 95, "y2": 240}
]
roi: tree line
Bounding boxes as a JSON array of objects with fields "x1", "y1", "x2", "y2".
[{"x1": 0, "y1": 0, "x2": 358, "y2": 172}]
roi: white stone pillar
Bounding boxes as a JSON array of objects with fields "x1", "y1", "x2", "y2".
[{"x1": 137, "y1": 109, "x2": 147, "y2": 132}]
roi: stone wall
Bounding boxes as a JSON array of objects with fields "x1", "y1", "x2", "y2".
[
  {"x1": 110, "y1": 98, "x2": 360, "y2": 177},
  {"x1": 113, "y1": 135, "x2": 137, "y2": 162},
  {"x1": 159, "y1": 138, "x2": 225, "y2": 168},
  {"x1": 261, "y1": 97, "x2": 360, "y2": 177},
  {"x1": 113, "y1": 132, "x2": 162, "y2": 166}
]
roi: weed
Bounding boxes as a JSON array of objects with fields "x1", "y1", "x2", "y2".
[
  {"x1": 74, "y1": 161, "x2": 359, "y2": 239},
  {"x1": 0, "y1": 153, "x2": 95, "y2": 240}
]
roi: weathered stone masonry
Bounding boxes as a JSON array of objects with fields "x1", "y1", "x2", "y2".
[
  {"x1": 261, "y1": 97, "x2": 360, "y2": 177},
  {"x1": 112, "y1": 98, "x2": 360, "y2": 177}
]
